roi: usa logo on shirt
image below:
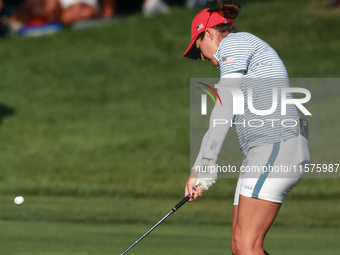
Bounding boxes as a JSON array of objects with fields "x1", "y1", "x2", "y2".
[
  {"x1": 210, "y1": 140, "x2": 219, "y2": 150},
  {"x1": 222, "y1": 56, "x2": 234, "y2": 65},
  {"x1": 197, "y1": 23, "x2": 204, "y2": 31}
]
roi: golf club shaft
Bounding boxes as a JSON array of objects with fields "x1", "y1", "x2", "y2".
[{"x1": 120, "y1": 195, "x2": 190, "y2": 255}]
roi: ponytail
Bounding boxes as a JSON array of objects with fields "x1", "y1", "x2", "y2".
[
  {"x1": 217, "y1": 0, "x2": 241, "y2": 20},
  {"x1": 213, "y1": 0, "x2": 241, "y2": 35}
]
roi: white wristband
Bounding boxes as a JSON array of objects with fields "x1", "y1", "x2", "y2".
[{"x1": 195, "y1": 159, "x2": 219, "y2": 190}]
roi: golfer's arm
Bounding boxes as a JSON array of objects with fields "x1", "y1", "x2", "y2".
[
  {"x1": 192, "y1": 72, "x2": 243, "y2": 168},
  {"x1": 191, "y1": 130, "x2": 209, "y2": 171}
]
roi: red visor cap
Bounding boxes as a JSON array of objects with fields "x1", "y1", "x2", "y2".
[{"x1": 183, "y1": 8, "x2": 233, "y2": 60}]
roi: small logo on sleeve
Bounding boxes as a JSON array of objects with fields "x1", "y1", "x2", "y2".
[
  {"x1": 222, "y1": 56, "x2": 234, "y2": 65},
  {"x1": 210, "y1": 140, "x2": 219, "y2": 150}
]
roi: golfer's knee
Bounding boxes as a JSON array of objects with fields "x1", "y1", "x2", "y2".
[
  {"x1": 234, "y1": 227, "x2": 262, "y2": 254},
  {"x1": 234, "y1": 237, "x2": 254, "y2": 254}
]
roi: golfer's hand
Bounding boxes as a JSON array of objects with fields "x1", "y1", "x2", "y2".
[{"x1": 185, "y1": 170, "x2": 205, "y2": 202}]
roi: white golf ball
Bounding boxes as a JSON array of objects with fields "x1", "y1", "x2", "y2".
[{"x1": 14, "y1": 196, "x2": 24, "y2": 205}]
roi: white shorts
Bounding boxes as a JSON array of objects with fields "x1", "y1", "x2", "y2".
[
  {"x1": 233, "y1": 135, "x2": 310, "y2": 205},
  {"x1": 59, "y1": 0, "x2": 98, "y2": 9}
]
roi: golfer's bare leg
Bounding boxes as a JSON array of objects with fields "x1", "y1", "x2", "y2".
[
  {"x1": 231, "y1": 205, "x2": 238, "y2": 255},
  {"x1": 233, "y1": 195, "x2": 281, "y2": 255},
  {"x1": 231, "y1": 206, "x2": 270, "y2": 255}
]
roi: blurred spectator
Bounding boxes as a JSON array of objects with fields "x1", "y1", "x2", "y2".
[
  {"x1": 328, "y1": 0, "x2": 340, "y2": 8},
  {"x1": 1, "y1": 0, "x2": 216, "y2": 37},
  {"x1": 1, "y1": 0, "x2": 26, "y2": 16},
  {"x1": 101, "y1": 0, "x2": 116, "y2": 18},
  {"x1": 59, "y1": 0, "x2": 97, "y2": 24},
  {"x1": 11, "y1": 0, "x2": 59, "y2": 24},
  {"x1": 0, "y1": 0, "x2": 12, "y2": 36},
  {"x1": 101, "y1": 0, "x2": 169, "y2": 18},
  {"x1": 186, "y1": 0, "x2": 214, "y2": 9},
  {"x1": 143, "y1": 0, "x2": 169, "y2": 16},
  {"x1": 10, "y1": 0, "x2": 98, "y2": 29}
]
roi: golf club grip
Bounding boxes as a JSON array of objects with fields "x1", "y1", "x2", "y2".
[{"x1": 173, "y1": 195, "x2": 190, "y2": 211}]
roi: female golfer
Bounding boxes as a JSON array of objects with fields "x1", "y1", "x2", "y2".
[{"x1": 183, "y1": 1, "x2": 310, "y2": 254}]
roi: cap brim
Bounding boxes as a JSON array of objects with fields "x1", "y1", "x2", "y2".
[{"x1": 183, "y1": 35, "x2": 201, "y2": 60}]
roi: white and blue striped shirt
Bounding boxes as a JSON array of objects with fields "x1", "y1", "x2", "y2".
[{"x1": 213, "y1": 32, "x2": 300, "y2": 157}]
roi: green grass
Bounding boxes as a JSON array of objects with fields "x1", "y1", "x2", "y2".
[
  {"x1": 0, "y1": 0, "x2": 339, "y2": 199},
  {"x1": 0, "y1": 0, "x2": 339, "y2": 253},
  {"x1": 1, "y1": 220, "x2": 340, "y2": 255},
  {"x1": 1, "y1": 195, "x2": 340, "y2": 228}
]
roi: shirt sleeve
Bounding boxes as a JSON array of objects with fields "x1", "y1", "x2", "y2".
[
  {"x1": 191, "y1": 72, "x2": 243, "y2": 168},
  {"x1": 213, "y1": 34, "x2": 255, "y2": 77}
]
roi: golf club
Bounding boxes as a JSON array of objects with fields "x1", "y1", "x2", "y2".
[{"x1": 120, "y1": 195, "x2": 190, "y2": 255}]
